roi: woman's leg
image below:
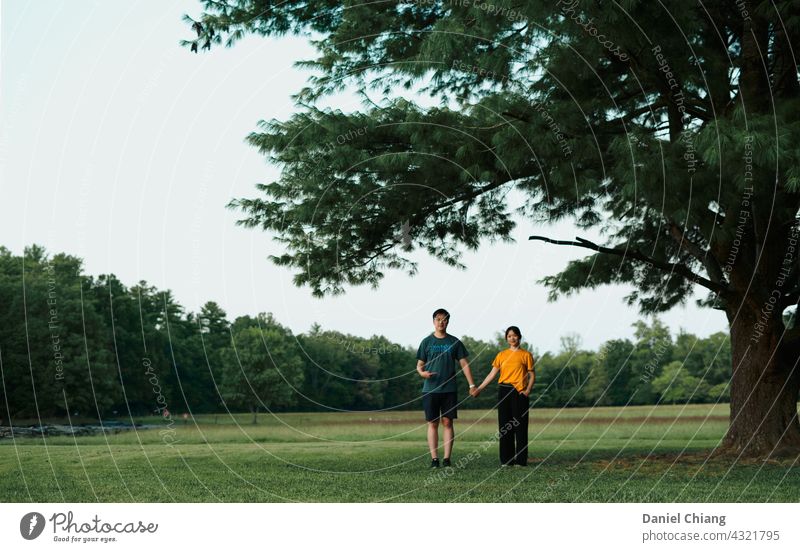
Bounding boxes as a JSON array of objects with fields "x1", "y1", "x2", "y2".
[
  {"x1": 497, "y1": 385, "x2": 516, "y2": 465},
  {"x1": 513, "y1": 392, "x2": 530, "y2": 466}
]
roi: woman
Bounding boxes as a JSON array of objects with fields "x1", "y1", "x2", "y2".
[{"x1": 472, "y1": 326, "x2": 535, "y2": 466}]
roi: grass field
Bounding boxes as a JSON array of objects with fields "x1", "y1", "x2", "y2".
[{"x1": 1, "y1": 404, "x2": 798, "y2": 502}]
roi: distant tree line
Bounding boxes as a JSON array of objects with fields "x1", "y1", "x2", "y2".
[{"x1": 1, "y1": 246, "x2": 769, "y2": 423}]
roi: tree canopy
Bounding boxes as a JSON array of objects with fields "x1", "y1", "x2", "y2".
[{"x1": 185, "y1": 0, "x2": 800, "y2": 457}]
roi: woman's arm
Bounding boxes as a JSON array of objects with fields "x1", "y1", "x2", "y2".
[
  {"x1": 475, "y1": 366, "x2": 500, "y2": 395},
  {"x1": 522, "y1": 370, "x2": 534, "y2": 396},
  {"x1": 522, "y1": 355, "x2": 535, "y2": 396}
]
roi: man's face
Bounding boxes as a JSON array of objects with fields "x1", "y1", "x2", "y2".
[{"x1": 433, "y1": 314, "x2": 449, "y2": 333}]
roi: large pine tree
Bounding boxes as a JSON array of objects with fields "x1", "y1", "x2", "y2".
[{"x1": 185, "y1": 0, "x2": 800, "y2": 457}]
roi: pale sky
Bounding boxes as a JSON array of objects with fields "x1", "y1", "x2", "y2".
[{"x1": 0, "y1": 0, "x2": 729, "y2": 353}]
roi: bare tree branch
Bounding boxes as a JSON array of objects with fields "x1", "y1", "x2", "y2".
[{"x1": 528, "y1": 234, "x2": 728, "y2": 294}]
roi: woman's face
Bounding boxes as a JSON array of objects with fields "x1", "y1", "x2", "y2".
[{"x1": 506, "y1": 331, "x2": 521, "y2": 348}]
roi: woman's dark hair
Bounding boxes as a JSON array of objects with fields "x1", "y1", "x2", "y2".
[
  {"x1": 432, "y1": 308, "x2": 450, "y2": 320},
  {"x1": 505, "y1": 326, "x2": 522, "y2": 339}
]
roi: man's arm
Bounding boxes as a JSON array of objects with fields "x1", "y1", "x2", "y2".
[
  {"x1": 417, "y1": 359, "x2": 436, "y2": 379},
  {"x1": 459, "y1": 357, "x2": 476, "y2": 388}
]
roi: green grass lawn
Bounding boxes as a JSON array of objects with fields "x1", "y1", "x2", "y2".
[{"x1": 1, "y1": 404, "x2": 798, "y2": 502}]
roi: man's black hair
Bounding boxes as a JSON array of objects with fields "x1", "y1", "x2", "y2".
[{"x1": 432, "y1": 308, "x2": 450, "y2": 320}]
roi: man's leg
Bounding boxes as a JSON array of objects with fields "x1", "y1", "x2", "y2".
[
  {"x1": 427, "y1": 420, "x2": 440, "y2": 459},
  {"x1": 442, "y1": 417, "x2": 454, "y2": 459}
]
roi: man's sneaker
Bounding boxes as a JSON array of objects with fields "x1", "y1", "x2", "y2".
[
  {"x1": 442, "y1": 458, "x2": 451, "y2": 467},
  {"x1": 430, "y1": 458, "x2": 440, "y2": 468}
]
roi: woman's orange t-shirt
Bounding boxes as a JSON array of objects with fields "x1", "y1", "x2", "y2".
[{"x1": 492, "y1": 348, "x2": 535, "y2": 392}]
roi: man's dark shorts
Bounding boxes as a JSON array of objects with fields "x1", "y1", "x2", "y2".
[{"x1": 423, "y1": 392, "x2": 458, "y2": 422}]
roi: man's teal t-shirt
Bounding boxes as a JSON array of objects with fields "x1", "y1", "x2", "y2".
[{"x1": 416, "y1": 334, "x2": 469, "y2": 394}]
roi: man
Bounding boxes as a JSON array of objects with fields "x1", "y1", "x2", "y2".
[{"x1": 416, "y1": 308, "x2": 477, "y2": 468}]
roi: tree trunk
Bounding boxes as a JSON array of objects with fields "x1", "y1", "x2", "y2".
[
  {"x1": 251, "y1": 406, "x2": 258, "y2": 425},
  {"x1": 718, "y1": 301, "x2": 800, "y2": 458}
]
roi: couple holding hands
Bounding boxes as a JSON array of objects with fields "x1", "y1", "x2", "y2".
[{"x1": 416, "y1": 308, "x2": 535, "y2": 468}]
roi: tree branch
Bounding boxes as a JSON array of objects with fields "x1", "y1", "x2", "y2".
[
  {"x1": 667, "y1": 221, "x2": 727, "y2": 285},
  {"x1": 346, "y1": 242, "x2": 395, "y2": 269},
  {"x1": 528, "y1": 234, "x2": 728, "y2": 294}
]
